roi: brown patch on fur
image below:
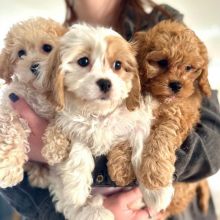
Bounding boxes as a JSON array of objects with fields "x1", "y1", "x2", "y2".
[{"x1": 106, "y1": 36, "x2": 141, "y2": 111}]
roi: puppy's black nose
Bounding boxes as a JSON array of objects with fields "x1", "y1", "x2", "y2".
[
  {"x1": 96, "y1": 79, "x2": 112, "y2": 93},
  {"x1": 30, "y1": 63, "x2": 39, "y2": 75},
  {"x1": 169, "y1": 81, "x2": 182, "y2": 93}
]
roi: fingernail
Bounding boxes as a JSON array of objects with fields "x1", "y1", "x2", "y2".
[
  {"x1": 146, "y1": 208, "x2": 152, "y2": 219},
  {"x1": 9, "y1": 93, "x2": 19, "y2": 102}
]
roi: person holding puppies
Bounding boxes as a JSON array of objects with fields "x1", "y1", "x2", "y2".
[{"x1": 0, "y1": 0, "x2": 220, "y2": 220}]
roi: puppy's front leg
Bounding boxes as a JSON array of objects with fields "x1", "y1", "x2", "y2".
[
  {"x1": 138, "y1": 104, "x2": 199, "y2": 212},
  {"x1": 139, "y1": 123, "x2": 176, "y2": 190},
  {"x1": 53, "y1": 142, "x2": 94, "y2": 220},
  {"x1": 0, "y1": 112, "x2": 30, "y2": 188},
  {"x1": 25, "y1": 162, "x2": 50, "y2": 188},
  {"x1": 137, "y1": 121, "x2": 176, "y2": 212},
  {"x1": 139, "y1": 102, "x2": 199, "y2": 190},
  {"x1": 41, "y1": 122, "x2": 70, "y2": 165},
  {"x1": 107, "y1": 141, "x2": 135, "y2": 186}
]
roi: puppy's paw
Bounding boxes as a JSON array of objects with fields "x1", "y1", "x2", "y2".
[
  {"x1": 139, "y1": 157, "x2": 174, "y2": 189},
  {"x1": 0, "y1": 146, "x2": 27, "y2": 188},
  {"x1": 42, "y1": 126, "x2": 70, "y2": 165},
  {"x1": 107, "y1": 142, "x2": 135, "y2": 186},
  {"x1": 25, "y1": 162, "x2": 50, "y2": 189},
  {"x1": 140, "y1": 183, "x2": 174, "y2": 213},
  {"x1": 0, "y1": 164, "x2": 24, "y2": 188}
]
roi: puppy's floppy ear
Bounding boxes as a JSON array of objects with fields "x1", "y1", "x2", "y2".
[
  {"x1": 197, "y1": 41, "x2": 211, "y2": 97},
  {"x1": 133, "y1": 31, "x2": 160, "y2": 79},
  {"x1": 133, "y1": 31, "x2": 146, "y2": 46},
  {"x1": 132, "y1": 31, "x2": 147, "y2": 60},
  {"x1": 45, "y1": 47, "x2": 65, "y2": 110},
  {"x1": 126, "y1": 67, "x2": 141, "y2": 111},
  {"x1": 0, "y1": 48, "x2": 14, "y2": 83}
]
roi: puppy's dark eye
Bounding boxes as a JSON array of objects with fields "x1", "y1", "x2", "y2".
[
  {"x1": 113, "y1": 60, "x2": 122, "y2": 70},
  {"x1": 77, "y1": 57, "x2": 90, "y2": 67},
  {"x1": 185, "y1": 65, "x2": 193, "y2": 72},
  {"x1": 157, "y1": 59, "x2": 168, "y2": 68},
  {"x1": 18, "y1": 49, "x2": 26, "y2": 58},
  {"x1": 42, "y1": 44, "x2": 53, "y2": 53}
]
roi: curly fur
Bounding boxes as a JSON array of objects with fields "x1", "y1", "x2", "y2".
[
  {"x1": 42, "y1": 122, "x2": 70, "y2": 165},
  {"x1": 42, "y1": 24, "x2": 154, "y2": 220},
  {"x1": 108, "y1": 142, "x2": 210, "y2": 219},
  {"x1": 108, "y1": 20, "x2": 211, "y2": 214},
  {"x1": 24, "y1": 162, "x2": 50, "y2": 188},
  {"x1": 107, "y1": 141, "x2": 136, "y2": 186},
  {"x1": 0, "y1": 18, "x2": 68, "y2": 188}
]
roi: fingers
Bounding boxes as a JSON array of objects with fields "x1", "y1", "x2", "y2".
[
  {"x1": 134, "y1": 208, "x2": 164, "y2": 220},
  {"x1": 128, "y1": 197, "x2": 145, "y2": 210},
  {"x1": 134, "y1": 209, "x2": 151, "y2": 220},
  {"x1": 9, "y1": 93, "x2": 48, "y2": 131},
  {"x1": 124, "y1": 188, "x2": 144, "y2": 210},
  {"x1": 123, "y1": 187, "x2": 142, "y2": 202},
  {"x1": 9, "y1": 93, "x2": 48, "y2": 163}
]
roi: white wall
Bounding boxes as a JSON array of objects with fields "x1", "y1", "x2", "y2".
[{"x1": 0, "y1": 0, "x2": 65, "y2": 49}]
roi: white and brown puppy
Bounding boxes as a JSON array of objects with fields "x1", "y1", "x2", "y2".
[
  {"x1": 0, "y1": 18, "x2": 68, "y2": 188},
  {"x1": 42, "y1": 24, "x2": 154, "y2": 220}
]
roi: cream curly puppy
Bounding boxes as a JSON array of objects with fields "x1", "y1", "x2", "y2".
[
  {"x1": 0, "y1": 18, "x2": 69, "y2": 188},
  {"x1": 41, "y1": 24, "x2": 154, "y2": 220}
]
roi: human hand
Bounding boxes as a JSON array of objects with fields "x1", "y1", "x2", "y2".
[
  {"x1": 103, "y1": 187, "x2": 163, "y2": 220},
  {"x1": 9, "y1": 93, "x2": 48, "y2": 163}
]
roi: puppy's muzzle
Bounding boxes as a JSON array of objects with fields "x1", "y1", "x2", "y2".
[
  {"x1": 30, "y1": 63, "x2": 40, "y2": 76},
  {"x1": 96, "y1": 79, "x2": 112, "y2": 93},
  {"x1": 169, "y1": 81, "x2": 182, "y2": 93}
]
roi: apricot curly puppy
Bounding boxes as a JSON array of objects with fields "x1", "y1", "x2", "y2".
[
  {"x1": 0, "y1": 18, "x2": 69, "y2": 188},
  {"x1": 108, "y1": 20, "x2": 211, "y2": 213}
]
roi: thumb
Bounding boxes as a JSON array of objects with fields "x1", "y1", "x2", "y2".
[
  {"x1": 122, "y1": 187, "x2": 142, "y2": 202},
  {"x1": 123, "y1": 188, "x2": 145, "y2": 210},
  {"x1": 9, "y1": 93, "x2": 47, "y2": 131},
  {"x1": 134, "y1": 209, "x2": 151, "y2": 220}
]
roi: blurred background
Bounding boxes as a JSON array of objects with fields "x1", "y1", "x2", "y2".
[{"x1": 0, "y1": 0, "x2": 219, "y2": 219}]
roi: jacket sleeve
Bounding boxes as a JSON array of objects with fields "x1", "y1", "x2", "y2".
[
  {"x1": 0, "y1": 173, "x2": 65, "y2": 220},
  {"x1": 175, "y1": 90, "x2": 220, "y2": 182}
]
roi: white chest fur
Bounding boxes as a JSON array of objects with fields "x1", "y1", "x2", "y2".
[{"x1": 55, "y1": 96, "x2": 153, "y2": 156}]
